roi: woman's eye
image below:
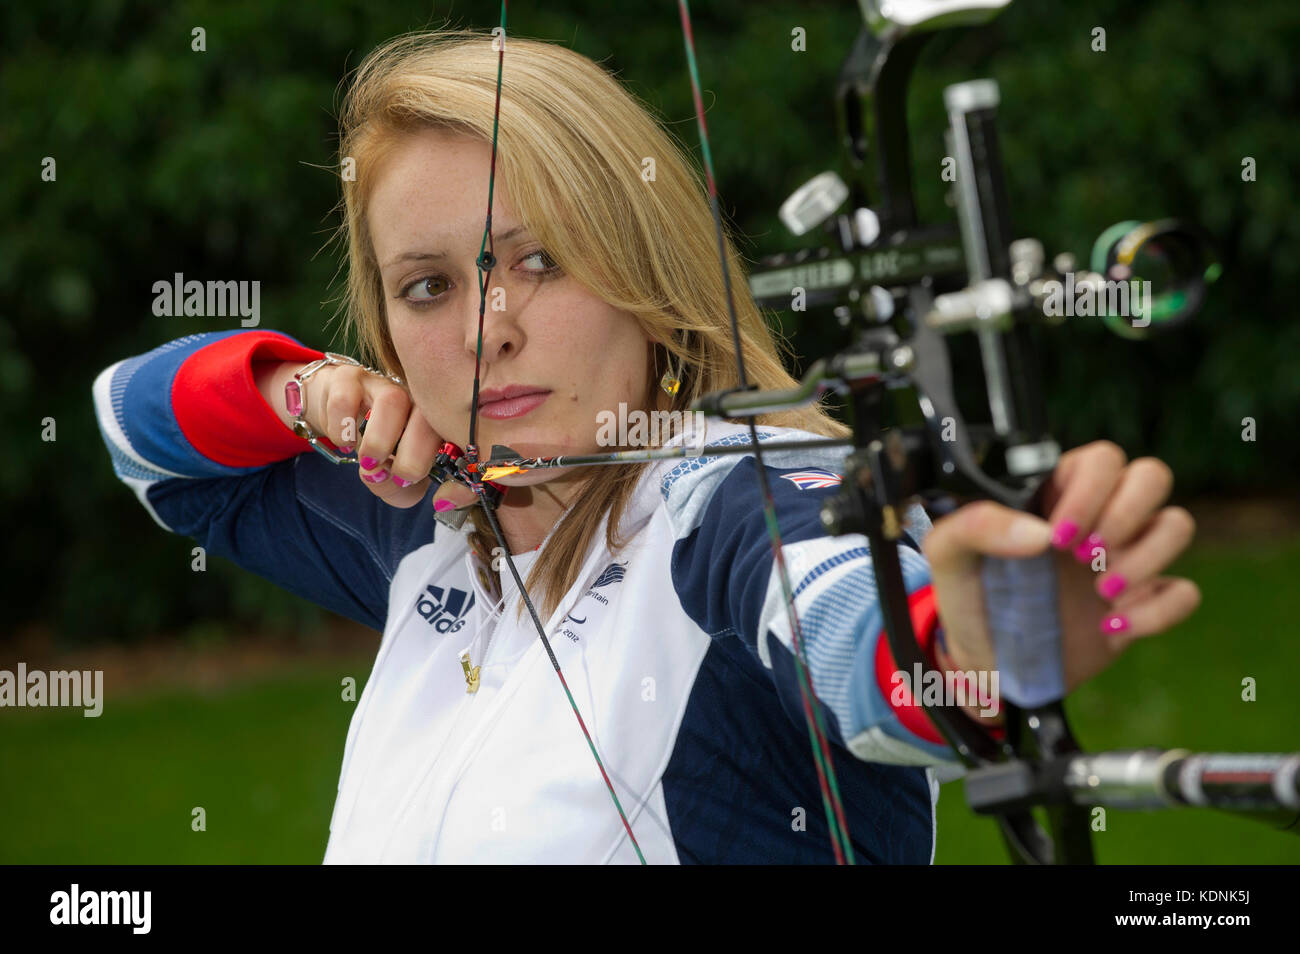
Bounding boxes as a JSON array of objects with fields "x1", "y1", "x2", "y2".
[
  {"x1": 396, "y1": 251, "x2": 555, "y2": 306},
  {"x1": 399, "y1": 275, "x2": 451, "y2": 304},
  {"x1": 519, "y1": 249, "x2": 560, "y2": 273}
]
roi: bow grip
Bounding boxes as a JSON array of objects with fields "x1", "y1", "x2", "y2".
[{"x1": 979, "y1": 552, "x2": 1065, "y2": 708}]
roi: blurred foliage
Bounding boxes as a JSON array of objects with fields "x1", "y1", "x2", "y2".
[{"x1": 1, "y1": 0, "x2": 1296, "y2": 643}]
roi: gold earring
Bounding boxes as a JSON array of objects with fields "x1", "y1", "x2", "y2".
[{"x1": 660, "y1": 358, "x2": 681, "y2": 397}]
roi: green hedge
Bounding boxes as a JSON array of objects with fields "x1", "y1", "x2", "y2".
[{"x1": 2, "y1": 0, "x2": 1295, "y2": 642}]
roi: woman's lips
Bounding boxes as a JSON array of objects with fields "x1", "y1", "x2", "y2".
[{"x1": 477, "y1": 390, "x2": 550, "y2": 420}]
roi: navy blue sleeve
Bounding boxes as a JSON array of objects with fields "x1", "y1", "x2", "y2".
[
  {"x1": 662, "y1": 438, "x2": 956, "y2": 767},
  {"x1": 92, "y1": 331, "x2": 439, "y2": 632}
]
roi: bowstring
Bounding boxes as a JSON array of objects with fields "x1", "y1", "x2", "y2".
[
  {"x1": 676, "y1": 0, "x2": 855, "y2": 865},
  {"x1": 467, "y1": 1, "x2": 647, "y2": 865}
]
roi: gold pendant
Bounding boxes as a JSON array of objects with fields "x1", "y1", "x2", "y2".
[{"x1": 458, "y1": 648, "x2": 481, "y2": 694}]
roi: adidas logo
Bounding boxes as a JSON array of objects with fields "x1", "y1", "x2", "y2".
[{"x1": 416, "y1": 584, "x2": 476, "y2": 633}]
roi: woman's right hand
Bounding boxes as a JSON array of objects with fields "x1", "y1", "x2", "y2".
[{"x1": 259, "y1": 359, "x2": 475, "y2": 511}]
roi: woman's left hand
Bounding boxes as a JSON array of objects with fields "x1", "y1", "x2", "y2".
[{"x1": 922, "y1": 440, "x2": 1201, "y2": 697}]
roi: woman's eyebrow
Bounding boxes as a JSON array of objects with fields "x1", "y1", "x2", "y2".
[{"x1": 383, "y1": 225, "x2": 530, "y2": 269}]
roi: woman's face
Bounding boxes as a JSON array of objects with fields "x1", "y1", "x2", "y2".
[{"x1": 368, "y1": 127, "x2": 654, "y2": 486}]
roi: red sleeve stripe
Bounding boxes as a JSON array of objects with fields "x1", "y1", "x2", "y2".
[
  {"x1": 873, "y1": 583, "x2": 1006, "y2": 747},
  {"x1": 172, "y1": 332, "x2": 323, "y2": 468},
  {"x1": 874, "y1": 584, "x2": 947, "y2": 745}
]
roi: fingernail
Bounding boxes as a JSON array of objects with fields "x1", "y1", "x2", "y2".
[
  {"x1": 1051, "y1": 519, "x2": 1079, "y2": 550},
  {"x1": 1100, "y1": 613, "x2": 1129, "y2": 634},
  {"x1": 1099, "y1": 574, "x2": 1127, "y2": 600},
  {"x1": 359, "y1": 456, "x2": 379, "y2": 470},
  {"x1": 433, "y1": 498, "x2": 456, "y2": 512},
  {"x1": 362, "y1": 469, "x2": 388, "y2": 484},
  {"x1": 392, "y1": 476, "x2": 412, "y2": 488},
  {"x1": 1074, "y1": 533, "x2": 1105, "y2": 563},
  {"x1": 1008, "y1": 515, "x2": 1053, "y2": 548},
  {"x1": 338, "y1": 445, "x2": 353, "y2": 454}
]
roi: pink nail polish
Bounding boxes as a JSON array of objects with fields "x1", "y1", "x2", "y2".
[
  {"x1": 392, "y1": 476, "x2": 411, "y2": 488},
  {"x1": 1051, "y1": 519, "x2": 1079, "y2": 550},
  {"x1": 359, "y1": 456, "x2": 378, "y2": 470},
  {"x1": 433, "y1": 499, "x2": 455, "y2": 512},
  {"x1": 1100, "y1": 614, "x2": 1129, "y2": 634},
  {"x1": 362, "y1": 469, "x2": 388, "y2": 484},
  {"x1": 1099, "y1": 574, "x2": 1127, "y2": 600},
  {"x1": 1074, "y1": 533, "x2": 1105, "y2": 563},
  {"x1": 338, "y1": 445, "x2": 353, "y2": 454}
]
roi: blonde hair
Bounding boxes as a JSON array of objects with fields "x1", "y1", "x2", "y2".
[{"x1": 336, "y1": 29, "x2": 849, "y2": 619}]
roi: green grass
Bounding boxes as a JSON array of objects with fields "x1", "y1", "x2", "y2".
[
  {"x1": 2, "y1": 540, "x2": 1298, "y2": 864},
  {"x1": 0, "y1": 662, "x2": 368, "y2": 864}
]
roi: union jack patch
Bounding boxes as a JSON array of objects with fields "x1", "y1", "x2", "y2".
[{"x1": 779, "y1": 469, "x2": 843, "y2": 490}]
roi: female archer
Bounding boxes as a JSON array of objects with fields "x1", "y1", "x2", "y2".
[{"x1": 92, "y1": 29, "x2": 1199, "y2": 863}]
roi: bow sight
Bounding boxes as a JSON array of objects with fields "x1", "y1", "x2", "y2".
[{"x1": 696, "y1": 0, "x2": 1293, "y2": 863}]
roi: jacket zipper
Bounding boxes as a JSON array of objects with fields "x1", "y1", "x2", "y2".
[
  {"x1": 458, "y1": 647, "x2": 481, "y2": 694},
  {"x1": 460, "y1": 555, "x2": 510, "y2": 693}
]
